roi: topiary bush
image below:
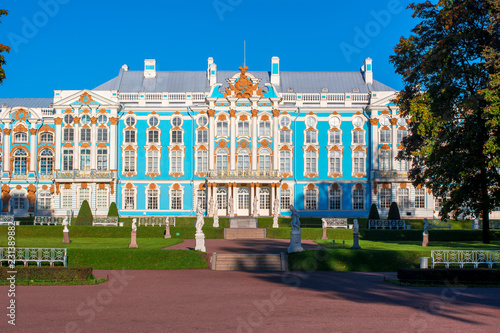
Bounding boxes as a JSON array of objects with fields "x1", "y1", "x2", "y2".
[
  {"x1": 75, "y1": 200, "x2": 93, "y2": 226},
  {"x1": 387, "y1": 202, "x2": 401, "y2": 220},
  {"x1": 368, "y1": 204, "x2": 380, "y2": 220},
  {"x1": 107, "y1": 202, "x2": 119, "y2": 217}
]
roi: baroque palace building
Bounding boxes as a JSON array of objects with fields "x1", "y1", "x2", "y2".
[{"x1": 0, "y1": 57, "x2": 439, "y2": 218}]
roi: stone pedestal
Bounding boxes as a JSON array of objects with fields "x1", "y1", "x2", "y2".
[
  {"x1": 129, "y1": 231, "x2": 138, "y2": 248},
  {"x1": 419, "y1": 257, "x2": 429, "y2": 269},
  {"x1": 321, "y1": 227, "x2": 328, "y2": 240},
  {"x1": 62, "y1": 231, "x2": 70, "y2": 244},
  {"x1": 422, "y1": 232, "x2": 429, "y2": 247},
  {"x1": 164, "y1": 224, "x2": 171, "y2": 239},
  {"x1": 288, "y1": 230, "x2": 304, "y2": 253},
  {"x1": 473, "y1": 218, "x2": 480, "y2": 230},
  {"x1": 272, "y1": 216, "x2": 279, "y2": 228},
  {"x1": 195, "y1": 232, "x2": 206, "y2": 252},
  {"x1": 213, "y1": 216, "x2": 219, "y2": 228},
  {"x1": 351, "y1": 232, "x2": 361, "y2": 249}
]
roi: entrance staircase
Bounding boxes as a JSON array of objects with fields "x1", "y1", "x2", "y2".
[
  {"x1": 225, "y1": 217, "x2": 265, "y2": 239},
  {"x1": 212, "y1": 253, "x2": 286, "y2": 271}
]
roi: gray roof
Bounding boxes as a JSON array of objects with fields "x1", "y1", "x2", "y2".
[
  {"x1": 94, "y1": 68, "x2": 395, "y2": 94},
  {"x1": 0, "y1": 98, "x2": 53, "y2": 108}
]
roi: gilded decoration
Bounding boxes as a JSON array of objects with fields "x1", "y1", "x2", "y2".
[
  {"x1": 73, "y1": 118, "x2": 80, "y2": 125},
  {"x1": 353, "y1": 173, "x2": 364, "y2": 179},
  {"x1": 272, "y1": 109, "x2": 280, "y2": 117},
  {"x1": 54, "y1": 118, "x2": 63, "y2": 125},
  {"x1": 305, "y1": 173, "x2": 318, "y2": 179},
  {"x1": 390, "y1": 118, "x2": 398, "y2": 126},
  {"x1": 217, "y1": 114, "x2": 227, "y2": 121},
  {"x1": 81, "y1": 109, "x2": 91, "y2": 114},
  {"x1": 279, "y1": 145, "x2": 292, "y2": 151},
  {"x1": 370, "y1": 119, "x2": 379, "y2": 126},
  {"x1": 197, "y1": 145, "x2": 208, "y2": 151},
  {"x1": 261, "y1": 115, "x2": 270, "y2": 121},
  {"x1": 13, "y1": 123, "x2": 28, "y2": 133},
  {"x1": 97, "y1": 143, "x2": 107, "y2": 148},
  {"x1": 229, "y1": 109, "x2": 236, "y2": 117},
  {"x1": 110, "y1": 117, "x2": 119, "y2": 125},
  {"x1": 2, "y1": 184, "x2": 11, "y2": 212},
  {"x1": 281, "y1": 183, "x2": 289, "y2": 190},
  {"x1": 50, "y1": 185, "x2": 54, "y2": 194},
  {"x1": 55, "y1": 183, "x2": 60, "y2": 195},
  {"x1": 280, "y1": 173, "x2": 292, "y2": 179},
  {"x1": 3, "y1": 129, "x2": 11, "y2": 135},
  {"x1": 12, "y1": 108, "x2": 31, "y2": 122},
  {"x1": 353, "y1": 146, "x2": 365, "y2": 152},
  {"x1": 355, "y1": 183, "x2": 363, "y2": 190},
  {"x1": 251, "y1": 109, "x2": 259, "y2": 117},
  {"x1": 380, "y1": 110, "x2": 390, "y2": 115},
  {"x1": 224, "y1": 65, "x2": 263, "y2": 98},
  {"x1": 27, "y1": 184, "x2": 36, "y2": 212},
  {"x1": 380, "y1": 144, "x2": 391, "y2": 150},
  {"x1": 149, "y1": 183, "x2": 157, "y2": 190},
  {"x1": 208, "y1": 109, "x2": 215, "y2": 117},
  {"x1": 239, "y1": 140, "x2": 248, "y2": 149},
  {"x1": 381, "y1": 126, "x2": 390, "y2": 130},
  {"x1": 79, "y1": 92, "x2": 93, "y2": 104},
  {"x1": 64, "y1": 184, "x2": 71, "y2": 189},
  {"x1": 110, "y1": 182, "x2": 115, "y2": 194},
  {"x1": 63, "y1": 143, "x2": 73, "y2": 148},
  {"x1": 331, "y1": 183, "x2": 339, "y2": 190},
  {"x1": 374, "y1": 182, "x2": 378, "y2": 194},
  {"x1": 64, "y1": 109, "x2": 72, "y2": 114},
  {"x1": 15, "y1": 185, "x2": 22, "y2": 190},
  {"x1": 29, "y1": 129, "x2": 37, "y2": 135},
  {"x1": 81, "y1": 143, "x2": 91, "y2": 148},
  {"x1": 172, "y1": 183, "x2": 180, "y2": 190},
  {"x1": 99, "y1": 183, "x2": 106, "y2": 189},
  {"x1": 398, "y1": 126, "x2": 406, "y2": 130},
  {"x1": 261, "y1": 140, "x2": 270, "y2": 148},
  {"x1": 90, "y1": 117, "x2": 98, "y2": 124},
  {"x1": 305, "y1": 145, "x2": 318, "y2": 152},
  {"x1": 198, "y1": 183, "x2": 206, "y2": 190},
  {"x1": 42, "y1": 185, "x2": 48, "y2": 190},
  {"x1": 126, "y1": 183, "x2": 134, "y2": 189},
  {"x1": 400, "y1": 183, "x2": 407, "y2": 189},
  {"x1": 81, "y1": 183, "x2": 88, "y2": 189}
]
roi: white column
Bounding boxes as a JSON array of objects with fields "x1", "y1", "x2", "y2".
[
  {"x1": 29, "y1": 125, "x2": 37, "y2": 172},
  {"x1": 91, "y1": 117, "x2": 97, "y2": 170},
  {"x1": 73, "y1": 119, "x2": 80, "y2": 170},
  {"x1": 251, "y1": 110, "x2": 258, "y2": 170},
  {"x1": 271, "y1": 184, "x2": 275, "y2": 209},
  {"x1": 250, "y1": 183, "x2": 255, "y2": 212},
  {"x1": 110, "y1": 117, "x2": 117, "y2": 171},
  {"x1": 272, "y1": 110, "x2": 279, "y2": 170},
  {"x1": 230, "y1": 110, "x2": 236, "y2": 170},
  {"x1": 371, "y1": 119, "x2": 379, "y2": 170},
  {"x1": 55, "y1": 118, "x2": 62, "y2": 170},
  {"x1": 277, "y1": 185, "x2": 281, "y2": 215},
  {"x1": 3, "y1": 126, "x2": 11, "y2": 173},
  {"x1": 208, "y1": 111, "x2": 215, "y2": 170},
  {"x1": 391, "y1": 118, "x2": 397, "y2": 170}
]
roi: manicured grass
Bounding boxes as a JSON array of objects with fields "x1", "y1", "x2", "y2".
[{"x1": 0, "y1": 278, "x2": 108, "y2": 286}]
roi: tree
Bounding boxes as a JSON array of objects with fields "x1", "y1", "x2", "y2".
[
  {"x1": 368, "y1": 203, "x2": 380, "y2": 220},
  {"x1": 75, "y1": 200, "x2": 93, "y2": 226},
  {"x1": 387, "y1": 202, "x2": 401, "y2": 220},
  {"x1": 107, "y1": 202, "x2": 119, "y2": 217},
  {"x1": 390, "y1": 0, "x2": 500, "y2": 243},
  {"x1": 0, "y1": 9, "x2": 10, "y2": 84}
]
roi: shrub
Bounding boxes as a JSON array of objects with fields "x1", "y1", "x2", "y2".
[
  {"x1": 75, "y1": 200, "x2": 93, "y2": 226},
  {"x1": 107, "y1": 202, "x2": 119, "y2": 217},
  {"x1": 387, "y1": 202, "x2": 401, "y2": 220},
  {"x1": 398, "y1": 268, "x2": 500, "y2": 285},
  {"x1": 368, "y1": 204, "x2": 380, "y2": 220},
  {"x1": 0, "y1": 267, "x2": 93, "y2": 282}
]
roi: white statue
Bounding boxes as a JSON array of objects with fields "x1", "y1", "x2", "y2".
[
  {"x1": 273, "y1": 198, "x2": 280, "y2": 217},
  {"x1": 353, "y1": 219, "x2": 359, "y2": 233},
  {"x1": 213, "y1": 197, "x2": 219, "y2": 227},
  {"x1": 423, "y1": 218, "x2": 429, "y2": 235},
  {"x1": 196, "y1": 201, "x2": 205, "y2": 233},
  {"x1": 253, "y1": 196, "x2": 259, "y2": 217},
  {"x1": 228, "y1": 196, "x2": 234, "y2": 217},
  {"x1": 289, "y1": 205, "x2": 300, "y2": 231},
  {"x1": 62, "y1": 217, "x2": 69, "y2": 232},
  {"x1": 208, "y1": 197, "x2": 214, "y2": 216},
  {"x1": 132, "y1": 218, "x2": 137, "y2": 232}
]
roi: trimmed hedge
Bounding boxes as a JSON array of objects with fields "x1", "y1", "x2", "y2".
[
  {"x1": 107, "y1": 202, "x2": 119, "y2": 217},
  {"x1": 75, "y1": 200, "x2": 93, "y2": 226},
  {"x1": 359, "y1": 229, "x2": 500, "y2": 241},
  {"x1": 0, "y1": 266, "x2": 93, "y2": 282},
  {"x1": 398, "y1": 268, "x2": 500, "y2": 284},
  {"x1": 387, "y1": 202, "x2": 401, "y2": 220},
  {"x1": 368, "y1": 204, "x2": 380, "y2": 220}
]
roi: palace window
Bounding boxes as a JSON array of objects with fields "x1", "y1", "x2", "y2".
[
  {"x1": 238, "y1": 188, "x2": 249, "y2": 210},
  {"x1": 216, "y1": 149, "x2": 228, "y2": 171},
  {"x1": 415, "y1": 188, "x2": 426, "y2": 209},
  {"x1": 398, "y1": 188, "x2": 410, "y2": 209},
  {"x1": 124, "y1": 188, "x2": 136, "y2": 210},
  {"x1": 147, "y1": 150, "x2": 160, "y2": 174},
  {"x1": 216, "y1": 121, "x2": 228, "y2": 137},
  {"x1": 98, "y1": 114, "x2": 108, "y2": 125},
  {"x1": 80, "y1": 128, "x2": 91, "y2": 142},
  {"x1": 353, "y1": 151, "x2": 365, "y2": 174},
  {"x1": 172, "y1": 116, "x2": 182, "y2": 127},
  {"x1": 148, "y1": 130, "x2": 159, "y2": 144},
  {"x1": 37, "y1": 190, "x2": 52, "y2": 210},
  {"x1": 305, "y1": 189, "x2": 318, "y2": 210},
  {"x1": 78, "y1": 188, "x2": 91, "y2": 208},
  {"x1": 62, "y1": 149, "x2": 73, "y2": 171},
  {"x1": 397, "y1": 158, "x2": 408, "y2": 172},
  {"x1": 329, "y1": 188, "x2": 342, "y2": 210},
  {"x1": 329, "y1": 130, "x2": 341, "y2": 145},
  {"x1": 197, "y1": 129, "x2": 208, "y2": 144},
  {"x1": 97, "y1": 128, "x2": 108, "y2": 142},
  {"x1": 259, "y1": 121, "x2": 271, "y2": 137},
  {"x1": 217, "y1": 188, "x2": 228, "y2": 210},
  {"x1": 280, "y1": 130, "x2": 291, "y2": 144},
  {"x1": 280, "y1": 117, "x2": 291, "y2": 128},
  {"x1": 80, "y1": 149, "x2": 91, "y2": 171},
  {"x1": 170, "y1": 150, "x2": 183, "y2": 174},
  {"x1": 39, "y1": 149, "x2": 54, "y2": 175},
  {"x1": 380, "y1": 188, "x2": 391, "y2": 209},
  {"x1": 380, "y1": 129, "x2": 391, "y2": 143},
  {"x1": 147, "y1": 188, "x2": 159, "y2": 210},
  {"x1": 379, "y1": 149, "x2": 391, "y2": 171},
  {"x1": 237, "y1": 149, "x2": 250, "y2": 171},
  {"x1": 305, "y1": 130, "x2": 317, "y2": 144},
  {"x1": 352, "y1": 187, "x2": 365, "y2": 210},
  {"x1": 281, "y1": 189, "x2": 291, "y2": 210},
  {"x1": 259, "y1": 149, "x2": 271, "y2": 171},
  {"x1": 197, "y1": 189, "x2": 207, "y2": 210},
  {"x1": 279, "y1": 150, "x2": 291, "y2": 174},
  {"x1": 124, "y1": 130, "x2": 136, "y2": 143},
  {"x1": 97, "y1": 149, "x2": 108, "y2": 171},
  {"x1": 13, "y1": 150, "x2": 28, "y2": 175},
  {"x1": 197, "y1": 116, "x2": 208, "y2": 127},
  {"x1": 14, "y1": 132, "x2": 27, "y2": 143},
  {"x1": 11, "y1": 192, "x2": 26, "y2": 210},
  {"x1": 171, "y1": 130, "x2": 183, "y2": 144},
  {"x1": 397, "y1": 129, "x2": 408, "y2": 143},
  {"x1": 238, "y1": 121, "x2": 250, "y2": 137},
  {"x1": 148, "y1": 116, "x2": 159, "y2": 127},
  {"x1": 61, "y1": 189, "x2": 73, "y2": 209},
  {"x1": 260, "y1": 188, "x2": 270, "y2": 210},
  {"x1": 352, "y1": 130, "x2": 365, "y2": 145},
  {"x1": 380, "y1": 117, "x2": 390, "y2": 126},
  {"x1": 125, "y1": 116, "x2": 136, "y2": 127},
  {"x1": 196, "y1": 150, "x2": 208, "y2": 173},
  {"x1": 64, "y1": 114, "x2": 73, "y2": 125},
  {"x1": 96, "y1": 188, "x2": 108, "y2": 210},
  {"x1": 40, "y1": 132, "x2": 54, "y2": 143},
  {"x1": 171, "y1": 189, "x2": 183, "y2": 210},
  {"x1": 63, "y1": 128, "x2": 74, "y2": 142},
  {"x1": 80, "y1": 114, "x2": 91, "y2": 125},
  {"x1": 305, "y1": 150, "x2": 317, "y2": 174},
  {"x1": 329, "y1": 151, "x2": 341, "y2": 174}
]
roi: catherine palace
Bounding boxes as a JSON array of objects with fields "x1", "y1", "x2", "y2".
[{"x1": 0, "y1": 57, "x2": 441, "y2": 218}]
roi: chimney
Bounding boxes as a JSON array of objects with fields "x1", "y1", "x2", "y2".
[
  {"x1": 208, "y1": 57, "x2": 217, "y2": 86},
  {"x1": 361, "y1": 57, "x2": 373, "y2": 85},
  {"x1": 144, "y1": 59, "x2": 156, "y2": 78},
  {"x1": 271, "y1": 56, "x2": 280, "y2": 86}
]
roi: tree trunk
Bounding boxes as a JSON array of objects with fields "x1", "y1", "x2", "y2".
[{"x1": 481, "y1": 168, "x2": 491, "y2": 244}]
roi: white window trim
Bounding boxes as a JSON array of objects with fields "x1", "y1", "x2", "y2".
[
  {"x1": 122, "y1": 147, "x2": 138, "y2": 176},
  {"x1": 279, "y1": 149, "x2": 293, "y2": 175},
  {"x1": 145, "y1": 186, "x2": 161, "y2": 210},
  {"x1": 195, "y1": 149, "x2": 209, "y2": 174},
  {"x1": 169, "y1": 185, "x2": 184, "y2": 210},
  {"x1": 351, "y1": 185, "x2": 366, "y2": 210},
  {"x1": 170, "y1": 127, "x2": 184, "y2": 146},
  {"x1": 303, "y1": 185, "x2": 319, "y2": 211},
  {"x1": 351, "y1": 129, "x2": 366, "y2": 145},
  {"x1": 328, "y1": 186, "x2": 343, "y2": 210},
  {"x1": 328, "y1": 149, "x2": 343, "y2": 177},
  {"x1": 169, "y1": 148, "x2": 185, "y2": 176},
  {"x1": 303, "y1": 129, "x2": 318, "y2": 146},
  {"x1": 280, "y1": 187, "x2": 293, "y2": 212},
  {"x1": 352, "y1": 149, "x2": 367, "y2": 176},
  {"x1": 303, "y1": 148, "x2": 319, "y2": 177},
  {"x1": 96, "y1": 187, "x2": 109, "y2": 210},
  {"x1": 122, "y1": 185, "x2": 137, "y2": 210},
  {"x1": 145, "y1": 148, "x2": 161, "y2": 176}
]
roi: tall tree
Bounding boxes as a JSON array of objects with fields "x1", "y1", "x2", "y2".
[
  {"x1": 390, "y1": 0, "x2": 500, "y2": 243},
  {"x1": 0, "y1": 9, "x2": 10, "y2": 84}
]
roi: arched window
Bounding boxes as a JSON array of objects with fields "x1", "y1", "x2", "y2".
[
  {"x1": 217, "y1": 188, "x2": 228, "y2": 209},
  {"x1": 279, "y1": 151, "x2": 291, "y2": 174},
  {"x1": 259, "y1": 121, "x2": 271, "y2": 137},
  {"x1": 39, "y1": 149, "x2": 53, "y2": 175},
  {"x1": 80, "y1": 149, "x2": 91, "y2": 171},
  {"x1": 379, "y1": 149, "x2": 391, "y2": 171},
  {"x1": 14, "y1": 132, "x2": 28, "y2": 143},
  {"x1": 237, "y1": 149, "x2": 250, "y2": 171},
  {"x1": 216, "y1": 149, "x2": 228, "y2": 171},
  {"x1": 147, "y1": 150, "x2": 159, "y2": 173},
  {"x1": 379, "y1": 187, "x2": 391, "y2": 209},
  {"x1": 329, "y1": 151, "x2": 341, "y2": 174},
  {"x1": 259, "y1": 149, "x2": 271, "y2": 171},
  {"x1": 216, "y1": 121, "x2": 228, "y2": 137},
  {"x1": 37, "y1": 190, "x2": 52, "y2": 210},
  {"x1": 97, "y1": 148, "x2": 108, "y2": 171},
  {"x1": 40, "y1": 132, "x2": 54, "y2": 143},
  {"x1": 196, "y1": 150, "x2": 208, "y2": 173},
  {"x1": 13, "y1": 150, "x2": 28, "y2": 175},
  {"x1": 238, "y1": 121, "x2": 250, "y2": 137},
  {"x1": 238, "y1": 188, "x2": 249, "y2": 210},
  {"x1": 353, "y1": 151, "x2": 365, "y2": 174},
  {"x1": 259, "y1": 188, "x2": 270, "y2": 210}
]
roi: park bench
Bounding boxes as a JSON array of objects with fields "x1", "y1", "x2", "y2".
[
  {"x1": 321, "y1": 218, "x2": 348, "y2": 229},
  {"x1": 471, "y1": 220, "x2": 500, "y2": 230},
  {"x1": 0, "y1": 215, "x2": 14, "y2": 226},
  {"x1": 427, "y1": 220, "x2": 451, "y2": 230},
  {"x1": 34, "y1": 216, "x2": 67, "y2": 226},
  {"x1": 138, "y1": 216, "x2": 175, "y2": 227},
  {"x1": 431, "y1": 250, "x2": 500, "y2": 268},
  {"x1": 92, "y1": 217, "x2": 119, "y2": 227},
  {"x1": 368, "y1": 219, "x2": 406, "y2": 229},
  {"x1": 0, "y1": 247, "x2": 68, "y2": 267}
]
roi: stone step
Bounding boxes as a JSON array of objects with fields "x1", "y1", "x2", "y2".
[
  {"x1": 213, "y1": 253, "x2": 285, "y2": 271},
  {"x1": 229, "y1": 218, "x2": 258, "y2": 228},
  {"x1": 224, "y1": 228, "x2": 266, "y2": 239}
]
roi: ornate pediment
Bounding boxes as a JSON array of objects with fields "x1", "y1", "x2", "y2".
[{"x1": 224, "y1": 65, "x2": 263, "y2": 98}]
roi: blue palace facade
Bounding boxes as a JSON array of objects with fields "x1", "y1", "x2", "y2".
[{"x1": 0, "y1": 57, "x2": 439, "y2": 219}]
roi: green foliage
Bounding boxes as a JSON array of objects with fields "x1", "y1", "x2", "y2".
[
  {"x1": 75, "y1": 200, "x2": 93, "y2": 226},
  {"x1": 0, "y1": 9, "x2": 10, "y2": 84},
  {"x1": 398, "y1": 268, "x2": 500, "y2": 284},
  {"x1": 107, "y1": 202, "x2": 119, "y2": 217},
  {"x1": 390, "y1": 0, "x2": 500, "y2": 244},
  {"x1": 387, "y1": 202, "x2": 401, "y2": 220},
  {"x1": 0, "y1": 267, "x2": 92, "y2": 282},
  {"x1": 368, "y1": 204, "x2": 380, "y2": 220}
]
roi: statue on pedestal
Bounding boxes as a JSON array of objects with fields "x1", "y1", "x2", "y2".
[
  {"x1": 196, "y1": 201, "x2": 205, "y2": 233},
  {"x1": 132, "y1": 218, "x2": 137, "y2": 232},
  {"x1": 272, "y1": 198, "x2": 280, "y2": 228},
  {"x1": 228, "y1": 196, "x2": 234, "y2": 218},
  {"x1": 253, "y1": 196, "x2": 259, "y2": 218},
  {"x1": 62, "y1": 217, "x2": 69, "y2": 233},
  {"x1": 288, "y1": 205, "x2": 303, "y2": 253},
  {"x1": 290, "y1": 205, "x2": 300, "y2": 231},
  {"x1": 208, "y1": 197, "x2": 214, "y2": 217}
]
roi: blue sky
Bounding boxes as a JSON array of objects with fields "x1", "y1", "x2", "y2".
[{"x1": 0, "y1": 0, "x2": 416, "y2": 98}]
